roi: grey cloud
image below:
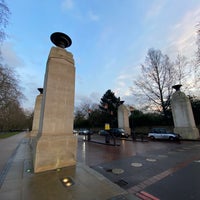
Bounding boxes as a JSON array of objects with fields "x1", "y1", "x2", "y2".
[{"x1": 1, "y1": 42, "x2": 24, "y2": 68}]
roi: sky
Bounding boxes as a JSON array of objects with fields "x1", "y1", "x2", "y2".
[{"x1": 1, "y1": 0, "x2": 200, "y2": 110}]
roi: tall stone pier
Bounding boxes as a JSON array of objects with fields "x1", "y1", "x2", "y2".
[
  {"x1": 34, "y1": 32, "x2": 77, "y2": 173},
  {"x1": 118, "y1": 104, "x2": 131, "y2": 134},
  {"x1": 171, "y1": 84, "x2": 199, "y2": 140},
  {"x1": 30, "y1": 88, "x2": 43, "y2": 137}
]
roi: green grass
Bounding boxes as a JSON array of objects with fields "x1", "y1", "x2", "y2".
[{"x1": 0, "y1": 132, "x2": 20, "y2": 139}]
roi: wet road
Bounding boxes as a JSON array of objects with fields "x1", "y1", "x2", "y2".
[
  {"x1": 1, "y1": 133, "x2": 200, "y2": 199},
  {"x1": 77, "y1": 134, "x2": 181, "y2": 166},
  {"x1": 77, "y1": 134, "x2": 200, "y2": 199}
]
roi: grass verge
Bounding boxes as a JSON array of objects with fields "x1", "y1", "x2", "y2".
[{"x1": 0, "y1": 132, "x2": 20, "y2": 139}]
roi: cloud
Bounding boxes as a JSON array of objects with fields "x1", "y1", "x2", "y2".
[
  {"x1": 61, "y1": 0, "x2": 74, "y2": 11},
  {"x1": 104, "y1": 58, "x2": 116, "y2": 70},
  {"x1": 97, "y1": 26, "x2": 114, "y2": 47},
  {"x1": 21, "y1": 77, "x2": 41, "y2": 111},
  {"x1": 113, "y1": 73, "x2": 134, "y2": 103},
  {"x1": 75, "y1": 92, "x2": 101, "y2": 107},
  {"x1": 1, "y1": 42, "x2": 24, "y2": 68},
  {"x1": 0, "y1": 42, "x2": 44, "y2": 110},
  {"x1": 88, "y1": 11, "x2": 99, "y2": 21},
  {"x1": 166, "y1": 7, "x2": 200, "y2": 58},
  {"x1": 145, "y1": 0, "x2": 165, "y2": 20}
]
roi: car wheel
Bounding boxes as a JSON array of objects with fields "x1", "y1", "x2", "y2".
[
  {"x1": 150, "y1": 136, "x2": 155, "y2": 140},
  {"x1": 169, "y1": 136, "x2": 175, "y2": 141}
]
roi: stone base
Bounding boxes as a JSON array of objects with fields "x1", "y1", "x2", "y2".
[
  {"x1": 174, "y1": 127, "x2": 200, "y2": 140},
  {"x1": 34, "y1": 135, "x2": 77, "y2": 173},
  {"x1": 123, "y1": 127, "x2": 131, "y2": 135},
  {"x1": 30, "y1": 130, "x2": 39, "y2": 137}
]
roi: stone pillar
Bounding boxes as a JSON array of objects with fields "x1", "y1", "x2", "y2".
[
  {"x1": 34, "y1": 32, "x2": 77, "y2": 173},
  {"x1": 30, "y1": 88, "x2": 43, "y2": 137},
  {"x1": 118, "y1": 104, "x2": 131, "y2": 134},
  {"x1": 171, "y1": 84, "x2": 199, "y2": 139}
]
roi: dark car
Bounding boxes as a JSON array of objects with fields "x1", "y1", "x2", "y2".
[
  {"x1": 148, "y1": 128, "x2": 181, "y2": 141},
  {"x1": 110, "y1": 128, "x2": 129, "y2": 138},
  {"x1": 98, "y1": 130, "x2": 109, "y2": 136}
]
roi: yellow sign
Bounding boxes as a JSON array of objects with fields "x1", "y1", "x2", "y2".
[{"x1": 105, "y1": 123, "x2": 110, "y2": 130}]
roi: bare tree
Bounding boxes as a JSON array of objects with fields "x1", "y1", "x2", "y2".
[
  {"x1": 196, "y1": 23, "x2": 200, "y2": 66},
  {"x1": 0, "y1": 0, "x2": 10, "y2": 42},
  {"x1": 194, "y1": 23, "x2": 200, "y2": 86},
  {"x1": 174, "y1": 54, "x2": 188, "y2": 85},
  {"x1": 0, "y1": 65, "x2": 24, "y2": 131},
  {"x1": 0, "y1": 2, "x2": 30, "y2": 131},
  {"x1": 133, "y1": 49, "x2": 176, "y2": 117},
  {"x1": 0, "y1": 65, "x2": 22, "y2": 106}
]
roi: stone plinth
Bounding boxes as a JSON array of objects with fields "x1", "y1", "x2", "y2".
[
  {"x1": 171, "y1": 88, "x2": 199, "y2": 139},
  {"x1": 34, "y1": 135, "x2": 76, "y2": 172},
  {"x1": 118, "y1": 104, "x2": 131, "y2": 134},
  {"x1": 34, "y1": 46, "x2": 77, "y2": 173},
  {"x1": 30, "y1": 90, "x2": 43, "y2": 137}
]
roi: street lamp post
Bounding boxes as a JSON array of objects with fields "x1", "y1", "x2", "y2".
[
  {"x1": 104, "y1": 102, "x2": 116, "y2": 145},
  {"x1": 104, "y1": 103, "x2": 110, "y2": 144},
  {"x1": 87, "y1": 109, "x2": 91, "y2": 141},
  {"x1": 129, "y1": 106, "x2": 135, "y2": 141}
]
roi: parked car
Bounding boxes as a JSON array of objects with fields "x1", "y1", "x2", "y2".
[
  {"x1": 73, "y1": 129, "x2": 78, "y2": 134},
  {"x1": 98, "y1": 128, "x2": 129, "y2": 138},
  {"x1": 148, "y1": 128, "x2": 181, "y2": 141},
  {"x1": 98, "y1": 130, "x2": 109, "y2": 136},
  {"x1": 110, "y1": 128, "x2": 129, "y2": 138},
  {"x1": 78, "y1": 129, "x2": 90, "y2": 135}
]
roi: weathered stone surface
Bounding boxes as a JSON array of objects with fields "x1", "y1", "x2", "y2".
[
  {"x1": 38, "y1": 47, "x2": 75, "y2": 137},
  {"x1": 34, "y1": 46, "x2": 77, "y2": 173},
  {"x1": 34, "y1": 135, "x2": 77, "y2": 173},
  {"x1": 30, "y1": 93, "x2": 42, "y2": 137},
  {"x1": 118, "y1": 104, "x2": 131, "y2": 134},
  {"x1": 171, "y1": 90, "x2": 199, "y2": 139},
  {"x1": 174, "y1": 127, "x2": 199, "y2": 140}
]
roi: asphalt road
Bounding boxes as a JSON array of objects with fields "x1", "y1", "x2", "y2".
[
  {"x1": 77, "y1": 134, "x2": 200, "y2": 200},
  {"x1": 145, "y1": 161, "x2": 200, "y2": 200}
]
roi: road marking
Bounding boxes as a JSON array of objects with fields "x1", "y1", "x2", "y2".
[
  {"x1": 177, "y1": 149, "x2": 185, "y2": 152},
  {"x1": 112, "y1": 168, "x2": 124, "y2": 174},
  {"x1": 182, "y1": 147, "x2": 191, "y2": 150},
  {"x1": 158, "y1": 155, "x2": 168, "y2": 158},
  {"x1": 131, "y1": 163, "x2": 143, "y2": 167},
  {"x1": 146, "y1": 158, "x2": 157, "y2": 162},
  {"x1": 136, "y1": 191, "x2": 160, "y2": 200},
  {"x1": 167, "y1": 151, "x2": 175, "y2": 154}
]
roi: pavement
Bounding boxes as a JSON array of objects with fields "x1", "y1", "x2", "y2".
[
  {"x1": 1, "y1": 132, "x2": 200, "y2": 200},
  {"x1": 0, "y1": 132, "x2": 139, "y2": 200}
]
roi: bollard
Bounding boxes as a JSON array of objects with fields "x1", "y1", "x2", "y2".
[{"x1": 105, "y1": 135, "x2": 110, "y2": 143}]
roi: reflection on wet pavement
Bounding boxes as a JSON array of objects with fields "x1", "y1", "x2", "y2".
[
  {"x1": 76, "y1": 134, "x2": 200, "y2": 196},
  {"x1": 76, "y1": 134, "x2": 180, "y2": 166}
]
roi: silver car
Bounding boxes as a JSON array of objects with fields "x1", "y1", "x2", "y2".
[
  {"x1": 148, "y1": 128, "x2": 180, "y2": 141},
  {"x1": 78, "y1": 129, "x2": 90, "y2": 135}
]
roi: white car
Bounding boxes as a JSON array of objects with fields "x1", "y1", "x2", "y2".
[{"x1": 148, "y1": 128, "x2": 180, "y2": 141}]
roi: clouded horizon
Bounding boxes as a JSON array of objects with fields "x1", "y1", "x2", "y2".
[{"x1": 1, "y1": 0, "x2": 200, "y2": 110}]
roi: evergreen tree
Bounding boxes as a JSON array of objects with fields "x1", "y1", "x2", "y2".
[{"x1": 99, "y1": 89, "x2": 123, "y2": 128}]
